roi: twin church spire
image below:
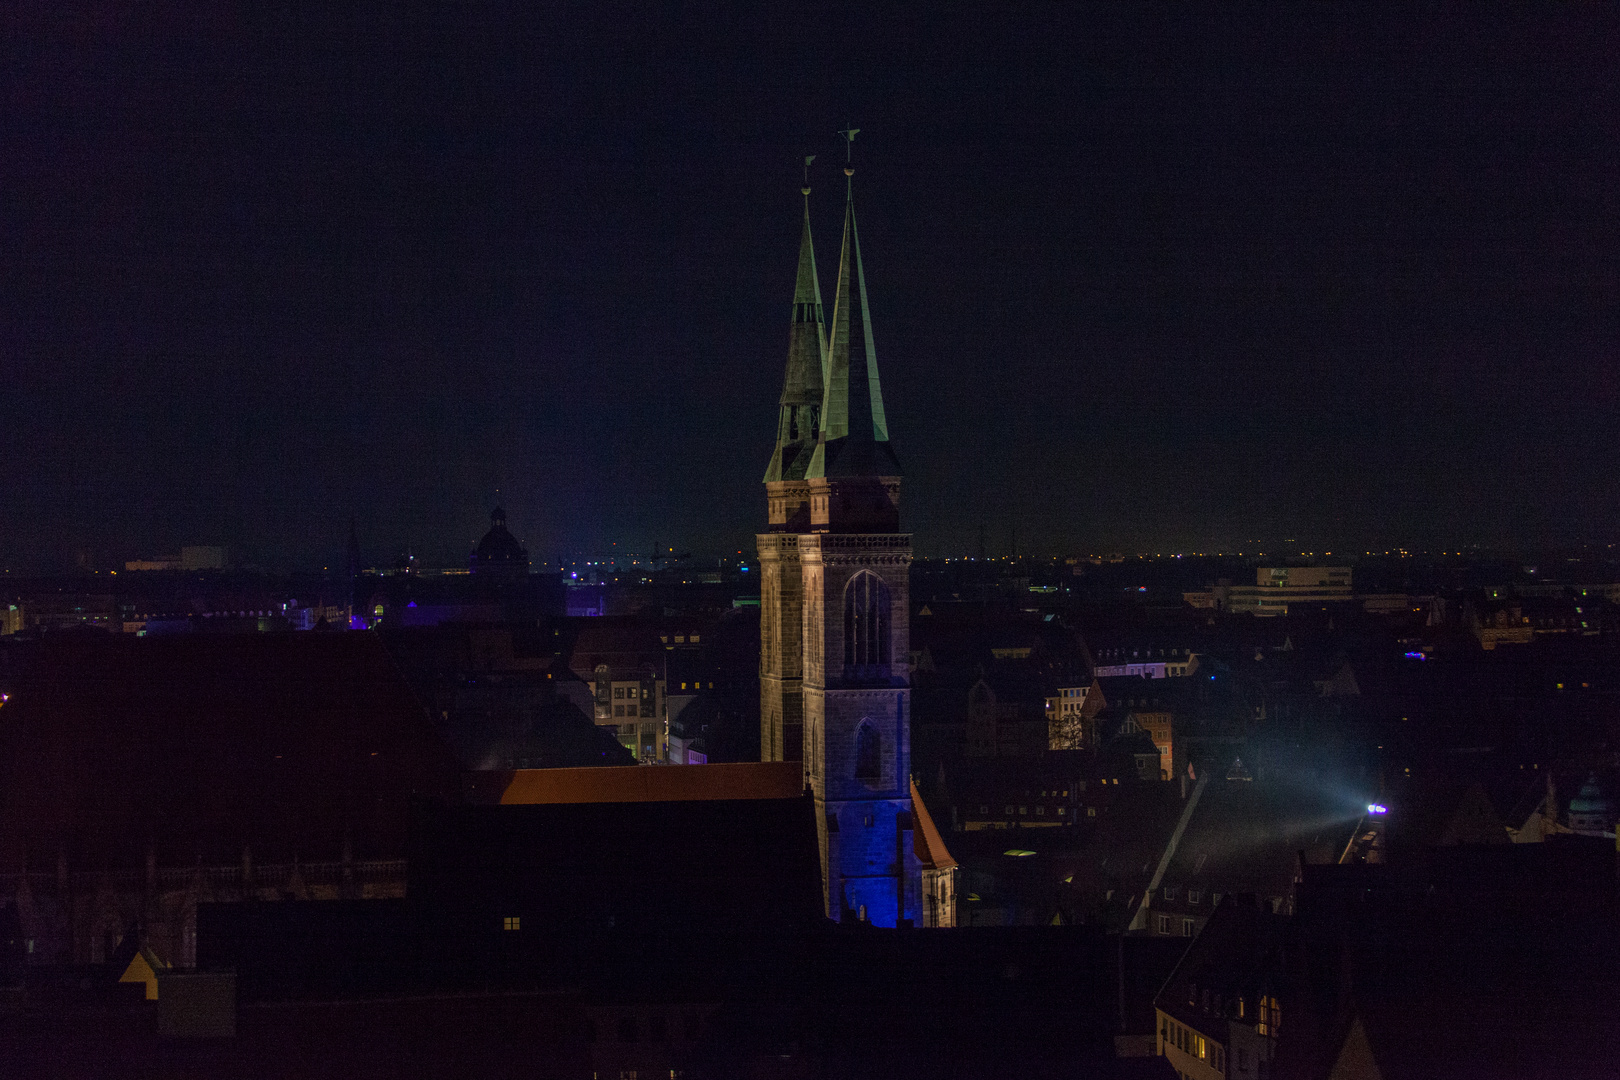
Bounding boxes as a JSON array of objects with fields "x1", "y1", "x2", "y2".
[
  {"x1": 763, "y1": 161, "x2": 899, "y2": 487},
  {"x1": 762, "y1": 187, "x2": 827, "y2": 484}
]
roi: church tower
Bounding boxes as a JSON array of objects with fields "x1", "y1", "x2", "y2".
[
  {"x1": 758, "y1": 174, "x2": 826, "y2": 764},
  {"x1": 758, "y1": 144, "x2": 918, "y2": 924}
]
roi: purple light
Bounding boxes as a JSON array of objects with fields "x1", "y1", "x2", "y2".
[
  {"x1": 1367, "y1": 803, "x2": 1388, "y2": 815},
  {"x1": 1404, "y1": 651, "x2": 1426, "y2": 660}
]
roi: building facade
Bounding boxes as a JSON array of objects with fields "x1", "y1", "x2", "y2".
[{"x1": 757, "y1": 166, "x2": 936, "y2": 925}]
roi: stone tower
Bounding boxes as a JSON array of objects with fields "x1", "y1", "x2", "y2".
[
  {"x1": 758, "y1": 182, "x2": 826, "y2": 764},
  {"x1": 759, "y1": 159, "x2": 919, "y2": 925}
]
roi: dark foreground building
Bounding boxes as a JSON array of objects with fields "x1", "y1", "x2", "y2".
[{"x1": 1, "y1": 784, "x2": 1165, "y2": 1080}]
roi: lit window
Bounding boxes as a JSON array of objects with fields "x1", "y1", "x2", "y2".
[
  {"x1": 1087, "y1": 807, "x2": 1096, "y2": 817},
  {"x1": 503, "y1": 916, "x2": 521, "y2": 931},
  {"x1": 1057, "y1": 807, "x2": 1065, "y2": 815}
]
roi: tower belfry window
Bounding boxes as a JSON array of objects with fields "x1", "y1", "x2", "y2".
[
  {"x1": 855, "y1": 722, "x2": 881, "y2": 780},
  {"x1": 843, "y1": 572, "x2": 892, "y2": 669}
]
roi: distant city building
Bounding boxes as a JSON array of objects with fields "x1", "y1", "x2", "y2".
[
  {"x1": 125, "y1": 557, "x2": 181, "y2": 571},
  {"x1": 1045, "y1": 683, "x2": 1092, "y2": 750},
  {"x1": 1187, "y1": 566, "x2": 1351, "y2": 616},
  {"x1": 591, "y1": 663, "x2": 667, "y2": 762},
  {"x1": 468, "y1": 507, "x2": 528, "y2": 580},
  {"x1": 1092, "y1": 648, "x2": 1201, "y2": 680},
  {"x1": 181, "y1": 545, "x2": 229, "y2": 570}
]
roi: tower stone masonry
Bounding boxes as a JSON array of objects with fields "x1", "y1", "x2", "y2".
[{"x1": 758, "y1": 166, "x2": 922, "y2": 925}]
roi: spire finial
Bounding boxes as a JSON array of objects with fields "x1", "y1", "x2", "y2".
[
  {"x1": 802, "y1": 154, "x2": 815, "y2": 196},
  {"x1": 838, "y1": 124, "x2": 860, "y2": 175}
]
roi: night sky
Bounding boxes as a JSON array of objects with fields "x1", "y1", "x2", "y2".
[{"x1": 3, "y1": 3, "x2": 1616, "y2": 570}]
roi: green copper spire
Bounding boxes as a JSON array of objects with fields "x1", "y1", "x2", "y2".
[
  {"x1": 806, "y1": 169, "x2": 899, "y2": 479},
  {"x1": 763, "y1": 184, "x2": 827, "y2": 483}
]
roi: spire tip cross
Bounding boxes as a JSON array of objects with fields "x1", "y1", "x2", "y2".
[{"x1": 838, "y1": 125, "x2": 860, "y2": 164}]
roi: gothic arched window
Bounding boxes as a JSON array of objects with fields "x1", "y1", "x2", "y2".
[
  {"x1": 855, "y1": 721, "x2": 881, "y2": 780},
  {"x1": 843, "y1": 572, "x2": 892, "y2": 669}
]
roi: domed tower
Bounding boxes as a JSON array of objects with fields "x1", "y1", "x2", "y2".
[{"x1": 469, "y1": 507, "x2": 530, "y2": 582}]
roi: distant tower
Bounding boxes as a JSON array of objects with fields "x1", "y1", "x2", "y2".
[
  {"x1": 470, "y1": 507, "x2": 530, "y2": 582},
  {"x1": 346, "y1": 518, "x2": 362, "y2": 619},
  {"x1": 758, "y1": 167, "x2": 827, "y2": 764},
  {"x1": 759, "y1": 141, "x2": 918, "y2": 924}
]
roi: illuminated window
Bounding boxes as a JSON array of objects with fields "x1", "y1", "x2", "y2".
[
  {"x1": 1087, "y1": 807, "x2": 1096, "y2": 817},
  {"x1": 1257, "y1": 995, "x2": 1280, "y2": 1036},
  {"x1": 503, "y1": 916, "x2": 520, "y2": 931},
  {"x1": 614, "y1": 687, "x2": 625, "y2": 699},
  {"x1": 1057, "y1": 807, "x2": 1065, "y2": 815}
]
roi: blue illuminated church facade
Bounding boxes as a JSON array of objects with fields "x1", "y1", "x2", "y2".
[{"x1": 759, "y1": 154, "x2": 949, "y2": 926}]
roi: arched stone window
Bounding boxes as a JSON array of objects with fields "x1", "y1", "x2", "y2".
[
  {"x1": 855, "y1": 721, "x2": 881, "y2": 780},
  {"x1": 843, "y1": 572, "x2": 892, "y2": 669}
]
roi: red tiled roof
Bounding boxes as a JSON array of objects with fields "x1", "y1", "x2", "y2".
[
  {"x1": 911, "y1": 778, "x2": 958, "y2": 870},
  {"x1": 467, "y1": 761, "x2": 805, "y2": 805}
]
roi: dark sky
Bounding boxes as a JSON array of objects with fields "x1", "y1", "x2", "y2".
[{"x1": 3, "y1": 3, "x2": 1616, "y2": 570}]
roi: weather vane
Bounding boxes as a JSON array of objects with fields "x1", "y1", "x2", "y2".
[
  {"x1": 838, "y1": 124, "x2": 860, "y2": 174},
  {"x1": 802, "y1": 154, "x2": 815, "y2": 195}
]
